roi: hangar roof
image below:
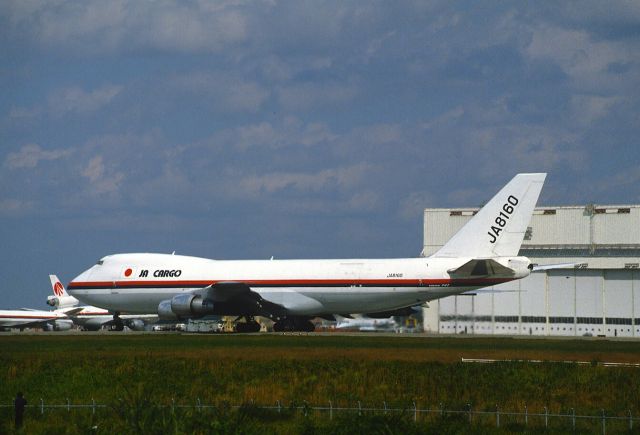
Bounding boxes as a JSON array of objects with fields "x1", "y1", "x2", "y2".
[{"x1": 423, "y1": 205, "x2": 640, "y2": 269}]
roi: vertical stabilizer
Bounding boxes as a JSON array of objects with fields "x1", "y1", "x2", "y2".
[
  {"x1": 47, "y1": 275, "x2": 79, "y2": 308},
  {"x1": 432, "y1": 173, "x2": 546, "y2": 258},
  {"x1": 49, "y1": 275, "x2": 68, "y2": 297}
]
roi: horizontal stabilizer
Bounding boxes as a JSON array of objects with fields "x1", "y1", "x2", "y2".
[
  {"x1": 531, "y1": 262, "x2": 578, "y2": 272},
  {"x1": 448, "y1": 259, "x2": 515, "y2": 278},
  {"x1": 62, "y1": 307, "x2": 85, "y2": 316}
]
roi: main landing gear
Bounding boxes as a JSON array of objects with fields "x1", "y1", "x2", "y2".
[
  {"x1": 110, "y1": 313, "x2": 125, "y2": 331},
  {"x1": 273, "y1": 317, "x2": 315, "y2": 332},
  {"x1": 235, "y1": 316, "x2": 261, "y2": 333}
]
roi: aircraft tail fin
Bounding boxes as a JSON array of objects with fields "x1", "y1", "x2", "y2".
[
  {"x1": 432, "y1": 173, "x2": 546, "y2": 258},
  {"x1": 49, "y1": 275, "x2": 68, "y2": 297},
  {"x1": 47, "y1": 275, "x2": 78, "y2": 308}
]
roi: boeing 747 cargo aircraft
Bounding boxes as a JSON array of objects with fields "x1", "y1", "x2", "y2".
[{"x1": 67, "y1": 173, "x2": 546, "y2": 332}]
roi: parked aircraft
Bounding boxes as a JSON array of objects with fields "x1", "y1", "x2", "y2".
[
  {"x1": 67, "y1": 173, "x2": 546, "y2": 332},
  {"x1": 47, "y1": 275, "x2": 157, "y2": 331},
  {"x1": 335, "y1": 315, "x2": 398, "y2": 332},
  {"x1": 0, "y1": 308, "x2": 78, "y2": 331}
]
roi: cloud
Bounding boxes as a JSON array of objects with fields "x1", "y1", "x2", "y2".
[
  {"x1": 237, "y1": 163, "x2": 373, "y2": 197},
  {"x1": 8, "y1": 85, "x2": 123, "y2": 122},
  {"x1": 220, "y1": 117, "x2": 336, "y2": 151},
  {"x1": 48, "y1": 85, "x2": 123, "y2": 117},
  {"x1": 0, "y1": 199, "x2": 34, "y2": 216},
  {"x1": 171, "y1": 72, "x2": 269, "y2": 113},
  {"x1": 5, "y1": 0, "x2": 249, "y2": 54},
  {"x1": 4, "y1": 143, "x2": 72, "y2": 169},
  {"x1": 525, "y1": 24, "x2": 634, "y2": 91},
  {"x1": 277, "y1": 82, "x2": 359, "y2": 111},
  {"x1": 570, "y1": 94, "x2": 623, "y2": 125},
  {"x1": 81, "y1": 155, "x2": 125, "y2": 196}
]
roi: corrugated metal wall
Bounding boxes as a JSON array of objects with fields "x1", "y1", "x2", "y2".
[{"x1": 423, "y1": 205, "x2": 640, "y2": 338}]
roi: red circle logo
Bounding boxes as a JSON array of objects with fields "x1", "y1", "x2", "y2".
[
  {"x1": 124, "y1": 268, "x2": 133, "y2": 277},
  {"x1": 53, "y1": 282, "x2": 64, "y2": 296}
]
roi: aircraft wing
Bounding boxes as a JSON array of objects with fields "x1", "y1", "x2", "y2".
[
  {"x1": 0, "y1": 313, "x2": 61, "y2": 328},
  {"x1": 447, "y1": 259, "x2": 515, "y2": 278},
  {"x1": 196, "y1": 282, "x2": 288, "y2": 318}
]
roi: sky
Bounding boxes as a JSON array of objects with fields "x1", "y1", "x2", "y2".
[{"x1": 1, "y1": 1, "x2": 640, "y2": 309}]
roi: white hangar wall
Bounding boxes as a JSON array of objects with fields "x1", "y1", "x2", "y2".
[{"x1": 423, "y1": 205, "x2": 640, "y2": 338}]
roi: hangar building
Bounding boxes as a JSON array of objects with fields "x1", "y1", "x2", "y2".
[{"x1": 422, "y1": 205, "x2": 640, "y2": 338}]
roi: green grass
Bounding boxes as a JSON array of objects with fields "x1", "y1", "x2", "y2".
[{"x1": 1, "y1": 334, "x2": 639, "y2": 433}]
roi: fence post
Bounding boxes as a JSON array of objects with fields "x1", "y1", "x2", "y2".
[
  {"x1": 277, "y1": 400, "x2": 281, "y2": 413},
  {"x1": 197, "y1": 397, "x2": 201, "y2": 412},
  {"x1": 467, "y1": 403, "x2": 472, "y2": 424},
  {"x1": 440, "y1": 402, "x2": 444, "y2": 418},
  {"x1": 358, "y1": 401, "x2": 362, "y2": 416},
  {"x1": 496, "y1": 404, "x2": 500, "y2": 428},
  {"x1": 67, "y1": 398, "x2": 70, "y2": 412},
  {"x1": 544, "y1": 406, "x2": 548, "y2": 428},
  {"x1": 413, "y1": 402, "x2": 417, "y2": 422},
  {"x1": 92, "y1": 398, "x2": 95, "y2": 415},
  {"x1": 524, "y1": 404, "x2": 528, "y2": 426},
  {"x1": 40, "y1": 398, "x2": 44, "y2": 415},
  {"x1": 629, "y1": 410, "x2": 633, "y2": 430},
  {"x1": 383, "y1": 401, "x2": 387, "y2": 414},
  {"x1": 601, "y1": 409, "x2": 605, "y2": 435},
  {"x1": 572, "y1": 408, "x2": 575, "y2": 430},
  {"x1": 329, "y1": 401, "x2": 332, "y2": 420},
  {"x1": 171, "y1": 397, "x2": 175, "y2": 414}
]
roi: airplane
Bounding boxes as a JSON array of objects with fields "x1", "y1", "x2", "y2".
[
  {"x1": 47, "y1": 275, "x2": 158, "y2": 331},
  {"x1": 0, "y1": 308, "x2": 78, "y2": 331},
  {"x1": 335, "y1": 315, "x2": 398, "y2": 332},
  {"x1": 67, "y1": 173, "x2": 546, "y2": 333}
]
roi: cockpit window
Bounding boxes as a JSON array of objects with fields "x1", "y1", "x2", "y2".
[{"x1": 96, "y1": 260, "x2": 104, "y2": 266}]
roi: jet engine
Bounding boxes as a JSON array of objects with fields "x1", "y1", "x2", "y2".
[
  {"x1": 46, "y1": 295, "x2": 77, "y2": 308},
  {"x1": 43, "y1": 319, "x2": 74, "y2": 331},
  {"x1": 125, "y1": 319, "x2": 146, "y2": 331},
  {"x1": 157, "y1": 293, "x2": 213, "y2": 320}
]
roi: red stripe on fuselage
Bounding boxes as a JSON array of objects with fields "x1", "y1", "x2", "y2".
[{"x1": 68, "y1": 277, "x2": 513, "y2": 289}]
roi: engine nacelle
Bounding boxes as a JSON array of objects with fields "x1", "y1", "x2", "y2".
[
  {"x1": 158, "y1": 300, "x2": 178, "y2": 320},
  {"x1": 46, "y1": 295, "x2": 77, "y2": 308},
  {"x1": 44, "y1": 319, "x2": 74, "y2": 331},
  {"x1": 157, "y1": 294, "x2": 213, "y2": 320},
  {"x1": 126, "y1": 319, "x2": 146, "y2": 331}
]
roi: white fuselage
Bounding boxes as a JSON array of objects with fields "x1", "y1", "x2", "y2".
[
  {"x1": 68, "y1": 253, "x2": 527, "y2": 316},
  {"x1": 0, "y1": 309, "x2": 69, "y2": 328}
]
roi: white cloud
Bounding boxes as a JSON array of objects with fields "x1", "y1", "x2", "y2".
[
  {"x1": 570, "y1": 94, "x2": 622, "y2": 125},
  {"x1": 277, "y1": 82, "x2": 359, "y2": 111},
  {"x1": 6, "y1": 0, "x2": 249, "y2": 54},
  {"x1": 48, "y1": 85, "x2": 123, "y2": 117},
  {"x1": 171, "y1": 72, "x2": 269, "y2": 113},
  {"x1": 237, "y1": 163, "x2": 373, "y2": 197},
  {"x1": 525, "y1": 24, "x2": 633, "y2": 91},
  {"x1": 230, "y1": 117, "x2": 336, "y2": 150},
  {"x1": 81, "y1": 155, "x2": 125, "y2": 196},
  {"x1": 0, "y1": 199, "x2": 34, "y2": 216},
  {"x1": 4, "y1": 143, "x2": 71, "y2": 169}
]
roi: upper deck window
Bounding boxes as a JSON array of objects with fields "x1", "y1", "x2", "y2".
[{"x1": 96, "y1": 260, "x2": 104, "y2": 266}]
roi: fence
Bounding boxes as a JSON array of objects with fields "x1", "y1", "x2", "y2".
[{"x1": 1, "y1": 399, "x2": 638, "y2": 432}]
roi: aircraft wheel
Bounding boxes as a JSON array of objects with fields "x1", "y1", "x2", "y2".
[
  {"x1": 246, "y1": 321, "x2": 260, "y2": 333},
  {"x1": 301, "y1": 320, "x2": 315, "y2": 332}
]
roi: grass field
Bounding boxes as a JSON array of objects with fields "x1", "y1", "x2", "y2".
[{"x1": 1, "y1": 333, "x2": 640, "y2": 434}]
